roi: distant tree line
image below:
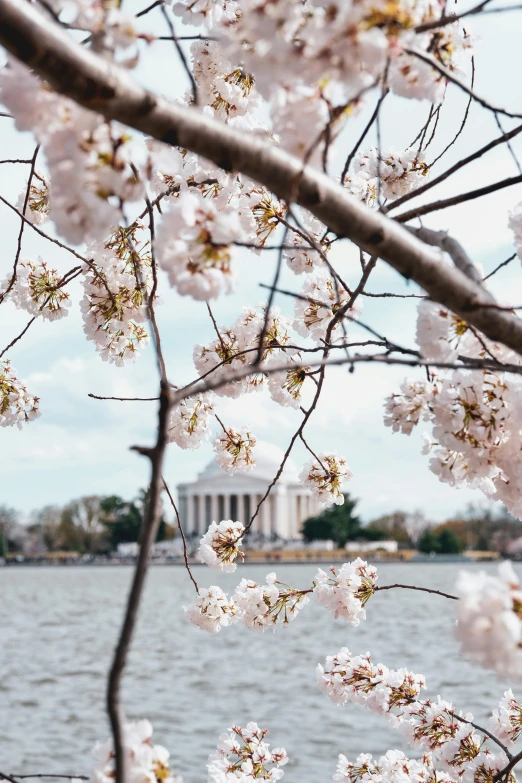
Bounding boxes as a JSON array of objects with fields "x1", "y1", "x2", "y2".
[
  {"x1": 3, "y1": 491, "x2": 522, "y2": 556},
  {"x1": 302, "y1": 494, "x2": 522, "y2": 553},
  {"x1": 0, "y1": 491, "x2": 175, "y2": 556}
]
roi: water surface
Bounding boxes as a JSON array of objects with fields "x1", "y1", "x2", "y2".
[{"x1": 1, "y1": 562, "x2": 518, "y2": 781}]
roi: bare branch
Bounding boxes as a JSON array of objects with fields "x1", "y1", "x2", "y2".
[
  {"x1": 404, "y1": 226, "x2": 486, "y2": 288},
  {"x1": 396, "y1": 173, "x2": 522, "y2": 223},
  {"x1": 375, "y1": 584, "x2": 457, "y2": 600},
  {"x1": 162, "y1": 477, "x2": 199, "y2": 592}
]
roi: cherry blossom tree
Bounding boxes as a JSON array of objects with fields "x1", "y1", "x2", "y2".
[{"x1": 3, "y1": 2, "x2": 522, "y2": 783}]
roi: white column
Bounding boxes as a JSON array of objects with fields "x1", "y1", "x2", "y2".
[
  {"x1": 211, "y1": 494, "x2": 219, "y2": 523},
  {"x1": 273, "y1": 489, "x2": 285, "y2": 540},
  {"x1": 187, "y1": 493, "x2": 195, "y2": 535},
  {"x1": 261, "y1": 497, "x2": 271, "y2": 539},
  {"x1": 223, "y1": 494, "x2": 231, "y2": 520},
  {"x1": 288, "y1": 492, "x2": 297, "y2": 539},
  {"x1": 249, "y1": 494, "x2": 258, "y2": 531}
]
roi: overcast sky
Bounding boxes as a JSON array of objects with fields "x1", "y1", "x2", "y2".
[{"x1": 2, "y1": 0, "x2": 522, "y2": 524}]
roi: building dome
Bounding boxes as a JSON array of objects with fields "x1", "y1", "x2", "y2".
[
  {"x1": 198, "y1": 440, "x2": 300, "y2": 483},
  {"x1": 178, "y1": 440, "x2": 320, "y2": 540}
]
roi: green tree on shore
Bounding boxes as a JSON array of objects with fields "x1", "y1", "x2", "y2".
[{"x1": 302, "y1": 494, "x2": 383, "y2": 548}]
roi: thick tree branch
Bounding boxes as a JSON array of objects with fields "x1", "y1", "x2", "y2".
[
  {"x1": 3, "y1": 0, "x2": 522, "y2": 358},
  {"x1": 404, "y1": 226, "x2": 486, "y2": 288}
]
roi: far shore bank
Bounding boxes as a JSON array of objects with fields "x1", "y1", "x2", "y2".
[{"x1": 0, "y1": 549, "x2": 501, "y2": 567}]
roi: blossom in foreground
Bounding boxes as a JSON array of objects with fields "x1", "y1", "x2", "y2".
[
  {"x1": 416, "y1": 299, "x2": 481, "y2": 363},
  {"x1": 383, "y1": 378, "x2": 438, "y2": 435},
  {"x1": 168, "y1": 393, "x2": 215, "y2": 449},
  {"x1": 198, "y1": 520, "x2": 245, "y2": 573},
  {"x1": 17, "y1": 179, "x2": 50, "y2": 225},
  {"x1": 313, "y1": 560, "x2": 377, "y2": 625},
  {"x1": 91, "y1": 718, "x2": 181, "y2": 783},
  {"x1": 401, "y1": 697, "x2": 481, "y2": 770},
  {"x1": 207, "y1": 722, "x2": 287, "y2": 783},
  {"x1": 455, "y1": 561, "x2": 522, "y2": 678},
  {"x1": 81, "y1": 227, "x2": 152, "y2": 366},
  {"x1": 7, "y1": 258, "x2": 71, "y2": 320},
  {"x1": 353, "y1": 147, "x2": 429, "y2": 200},
  {"x1": 233, "y1": 572, "x2": 309, "y2": 631},
  {"x1": 299, "y1": 453, "x2": 351, "y2": 506},
  {"x1": 213, "y1": 426, "x2": 257, "y2": 474},
  {"x1": 184, "y1": 586, "x2": 237, "y2": 633},
  {"x1": 154, "y1": 191, "x2": 244, "y2": 300},
  {"x1": 333, "y1": 749, "x2": 453, "y2": 783},
  {"x1": 317, "y1": 648, "x2": 425, "y2": 713},
  {"x1": 267, "y1": 358, "x2": 312, "y2": 409},
  {"x1": 0, "y1": 360, "x2": 40, "y2": 428},
  {"x1": 490, "y1": 690, "x2": 522, "y2": 744},
  {"x1": 293, "y1": 272, "x2": 358, "y2": 344}
]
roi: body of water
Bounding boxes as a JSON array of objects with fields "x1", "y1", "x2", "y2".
[{"x1": 0, "y1": 562, "x2": 518, "y2": 781}]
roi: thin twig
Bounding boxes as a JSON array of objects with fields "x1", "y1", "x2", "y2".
[
  {"x1": 88, "y1": 393, "x2": 160, "y2": 401},
  {"x1": 0, "y1": 144, "x2": 39, "y2": 304},
  {"x1": 375, "y1": 584, "x2": 457, "y2": 600},
  {"x1": 162, "y1": 478, "x2": 199, "y2": 592},
  {"x1": 159, "y1": 4, "x2": 198, "y2": 104},
  {"x1": 483, "y1": 253, "x2": 517, "y2": 281},
  {"x1": 405, "y1": 48, "x2": 522, "y2": 120},
  {"x1": 396, "y1": 173, "x2": 522, "y2": 223},
  {"x1": 340, "y1": 90, "x2": 388, "y2": 183}
]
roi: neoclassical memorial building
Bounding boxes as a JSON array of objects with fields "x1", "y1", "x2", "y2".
[{"x1": 177, "y1": 441, "x2": 322, "y2": 540}]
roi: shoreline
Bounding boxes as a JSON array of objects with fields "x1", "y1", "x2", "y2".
[{"x1": 0, "y1": 552, "x2": 501, "y2": 567}]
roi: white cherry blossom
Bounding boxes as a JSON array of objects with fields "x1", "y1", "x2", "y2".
[
  {"x1": 299, "y1": 452, "x2": 352, "y2": 506},
  {"x1": 313, "y1": 560, "x2": 377, "y2": 625},
  {"x1": 184, "y1": 586, "x2": 238, "y2": 633},
  {"x1": 198, "y1": 520, "x2": 245, "y2": 572},
  {"x1": 0, "y1": 360, "x2": 40, "y2": 429}
]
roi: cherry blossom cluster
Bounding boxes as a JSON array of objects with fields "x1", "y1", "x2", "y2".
[
  {"x1": 154, "y1": 191, "x2": 245, "y2": 301},
  {"x1": 317, "y1": 648, "x2": 425, "y2": 713},
  {"x1": 174, "y1": 0, "x2": 472, "y2": 112},
  {"x1": 384, "y1": 378, "x2": 439, "y2": 435},
  {"x1": 490, "y1": 689, "x2": 522, "y2": 744},
  {"x1": 186, "y1": 559, "x2": 378, "y2": 633},
  {"x1": 81, "y1": 227, "x2": 152, "y2": 365},
  {"x1": 197, "y1": 520, "x2": 245, "y2": 572},
  {"x1": 184, "y1": 585, "x2": 238, "y2": 633},
  {"x1": 267, "y1": 357, "x2": 313, "y2": 409},
  {"x1": 192, "y1": 302, "x2": 293, "y2": 398},
  {"x1": 167, "y1": 393, "x2": 216, "y2": 449},
  {"x1": 385, "y1": 320, "x2": 522, "y2": 518},
  {"x1": 318, "y1": 647, "x2": 514, "y2": 783},
  {"x1": 333, "y1": 749, "x2": 454, "y2": 783},
  {"x1": 455, "y1": 561, "x2": 522, "y2": 679},
  {"x1": 5, "y1": 258, "x2": 71, "y2": 321},
  {"x1": 185, "y1": 572, "x2": 310, "y2": 633},
  {"x1": 349, "y1": 147, "x2": 430, "y2": 202},
  {"x1": 283, "y1": 211, "x2": 329, "y2": 276},
  {"x1": 233, "y1": 572, "x2": 310, "y2": 631},
  {"x1": 17, "y1": 178, "x2": 50, "y2": 225},
  {"x1": 0, "y1": 360, "x2": 40, "y2": 429},
  {"x1": 298, "y1": 452, "x2": 352, "y2": 506},
  {"x1": 91, "y1": 718, "x2": 180, "y2": 783},
  {"x1": 0, "y1": 58, "x2": 143, "y2": 245},
  {"x1": 313, "y1": 560, "x2": 377, "y2": 625},
  {"x1": 213, "y1": 426, "x2": 257, "y2": 474},
  {"x1": 415, "y1": 300, "x2": 486, "y2": 364},
  {"x1": 207, "y1": 723, "x2": 287, "y2": 783},
  {"x1": 191, "y1": 40, "x2": 261, "y2": 123},
  {"x1": 293, "y1": 272, "x2": 361, "y2": 343}
]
